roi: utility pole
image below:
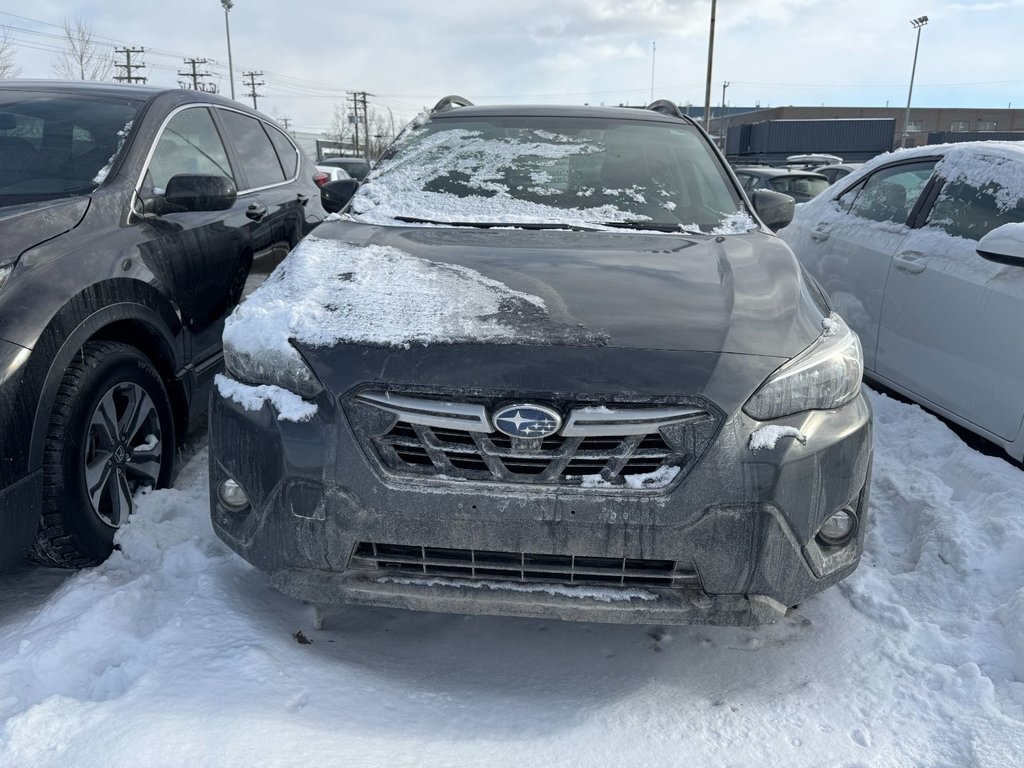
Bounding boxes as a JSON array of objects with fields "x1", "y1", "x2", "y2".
[
  {"x1": 348, "y1": 91, "x2": 360, "y2": 156},
  {"x1": 243, "y1": 71, "x2": 265, "y2": 111},
  {"x1": 359, "y1": 91, "x2": 371, "y2": 160},
  {"x1": 650, "y1": 41, "x2": 656, "y2": 103},
  {"x1": 178, "y1": 58, "x2": 215, "y2": 92},
  {"x1": 113, "y1": 47, "x2": 147, "y2": 84},
  {"x1": 280, "y1": 117, "x2": 291, "y2": 132}
]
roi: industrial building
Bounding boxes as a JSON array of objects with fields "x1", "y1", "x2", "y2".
[{"x1": 708, "y1": 105, "x2": 1024, "y2": 163}]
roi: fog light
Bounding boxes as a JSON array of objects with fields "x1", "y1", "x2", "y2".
[
  {"x1": 817, "y1": 508, "x2": 856, "y2": 545},
  {"x1": 218, "y1": 478, "x2": 250, "y2": 510}
]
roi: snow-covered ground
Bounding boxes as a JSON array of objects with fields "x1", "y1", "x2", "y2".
[{"x1": 1, "y1": 390, "x2": 1022, "y2": 767}]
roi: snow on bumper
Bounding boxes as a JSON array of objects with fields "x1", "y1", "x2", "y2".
[{"x1": 208, "y1": 387, "x2": 872, "y2": 626}]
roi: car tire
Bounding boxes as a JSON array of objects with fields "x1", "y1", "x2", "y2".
[{"x1": 32, "y1": 341, "x2": 175, "y2": 568}]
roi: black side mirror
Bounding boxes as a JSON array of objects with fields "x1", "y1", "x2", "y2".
[
  {"x1": 750, "y1": 189, "x2": 796, "y2": 232},
  {"x1": 164, "y1": 174, "x2": 237, "y2": 213},
  {"x1": 976, "y1": 223, "x2": 1024, "y2": 267},
  {"x1": 321, "y1": 178, "x2": 359, "y2": 214}
]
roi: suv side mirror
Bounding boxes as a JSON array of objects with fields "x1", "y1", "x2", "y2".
[
  {"x1": 321, "y1": 178, "x2": 359, "y2": 214},
  {"x1": 750, "y1": 189, "x2": 795, "y2": 231},
  {"x1": 164, "y1": 174, "x2": 237, "y2": 213},
  {"x1": 977, "y1": 223, "x2": 1024, "y2": 267}
]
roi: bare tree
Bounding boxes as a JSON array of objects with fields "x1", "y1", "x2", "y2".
[
  {"x1": 52, "y1": 16, "x2": 113, "y2": 81},
  {"x1": 0, "y1": 26, "x2": 21, "y2": 79},
  {"x1": 367, "y1": 108, "x2": 398, "y2": 160},
  {"x1": 325, "y1": 103, "x2": 354, "y2": 147}
]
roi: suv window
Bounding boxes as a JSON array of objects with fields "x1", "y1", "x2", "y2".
[
  {"x1": 0, "y1": 92, "x2": 142, "y2": 206},
  {"x1": 266, "y1": 124, "x2": 298, "y2": 178},
  {"x1": 839, "y1": 161, "x2": 935, "y2": 224},
  {"x1": 218, "y1": 110, "x2": 286, "y2": 189},
  {"x1": 144, "y1": 107, "x2": 233, "y2": 193}
]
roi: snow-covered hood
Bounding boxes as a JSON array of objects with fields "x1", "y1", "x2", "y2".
[
  {"x1": 293, "y1": 221, "x2": 825, "y2": 358},
  {"x1": 223, "y1": 223, "x2": 827, "y2": 407}
]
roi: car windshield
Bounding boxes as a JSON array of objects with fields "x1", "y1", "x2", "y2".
[
  {"x1": 0, "y1": 92, "x2": 142, "y2": 208},
  {"x1": 350, "y1": 114, "x2": 752, "y2": 233}
]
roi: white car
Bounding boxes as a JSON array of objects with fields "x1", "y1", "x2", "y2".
[
  {"x1": 315, "y1": 164, "x2": 353, "y2": 183},
  {"x1": 780, "y1": 142, "x2": 1024, "y2": 459}
]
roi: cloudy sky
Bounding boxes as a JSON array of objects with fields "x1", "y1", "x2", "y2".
[{"x1": 3, "y1": 0, "x2": 1023, "y2": 134}]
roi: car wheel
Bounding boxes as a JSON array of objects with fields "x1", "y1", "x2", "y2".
[{"x1": 32, "y1": 341, "x2": 175, "y2": 568}]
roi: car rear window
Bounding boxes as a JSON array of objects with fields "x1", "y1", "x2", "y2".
[
  {"x1": 353, "y1": 115, "x2": 750, "y2": 234},
  {"x1": 0, "y1": 92, "x2": 141, "y2": 207}
]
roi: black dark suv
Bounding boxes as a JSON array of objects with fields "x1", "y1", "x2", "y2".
[{"x1": 0, "y1": 81, "x2": 325, "y2": 570}]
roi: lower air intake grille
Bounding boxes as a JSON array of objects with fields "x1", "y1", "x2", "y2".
[{"x1": 349, "y1": 542, "x2": 700, "y2": 589}]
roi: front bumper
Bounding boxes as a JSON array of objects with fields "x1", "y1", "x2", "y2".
[{"x1": 209, "y1": 386, "x2": 872, "y2": 626}]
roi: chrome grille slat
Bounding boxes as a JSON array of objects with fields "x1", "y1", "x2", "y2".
[
  {"x1": 349, "y1": 391, "x2": 720, "y2": 489},
  {"x1": 349, "y1": 542, "x2": 701, "y2": 589}
]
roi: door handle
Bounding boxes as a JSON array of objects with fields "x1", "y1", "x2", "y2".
[
  {"x1": 810, "y1": 228, "x2": 830, "y2": 242},
  {"x1": 296, "y1": 193, "x2": 309, "y2": 207},
  {"x1": 246, "y1": 203, "x2": 268, "y2": 222},
  {"x1": 893, "y1": 251, "x2": 926, "y2": 274}
]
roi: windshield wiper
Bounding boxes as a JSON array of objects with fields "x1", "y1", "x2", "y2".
[
  {"x1": 599, "y1": 221, "x2": 703, "y2": 233},
  {"x1": 393, "y1": 215, "x2": 601, "y2": 231}
]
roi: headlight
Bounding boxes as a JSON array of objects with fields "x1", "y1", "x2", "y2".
[
  {"x1": 743, "y1": 313, "x2": 863, "y2": 420},
  {"x1": 223, "y1": 342, "x2": 323, "y2": 399}
]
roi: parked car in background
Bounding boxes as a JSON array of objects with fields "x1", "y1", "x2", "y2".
[
  {"x1": 318, "y1": 156, "x2": 371, "y2": 181},
  {"x1": 780, "y1": 142, "x2": 1024, "y2": 460},
  {"x1": 315, "y1": 164, "x2": 353, "y2": 184},
  {"x1": 209, "y1": 98, "x2": 872, "y2": 627},
  {"x1": 814, "y1": 163, "x2": 863, "y2": 184},
  {"x1": 733, "y1": 166, "x2": 830, "y2": 203},
  {"x1": 0, "y1": 80, "x2": 325, "y2": 570}
]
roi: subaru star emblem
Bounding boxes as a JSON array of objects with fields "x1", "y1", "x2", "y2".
[{"x1": 492, "y1": 404, "x2": 562, "y2": 439}]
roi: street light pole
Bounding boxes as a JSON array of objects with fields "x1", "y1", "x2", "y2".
[
  {"x1": 703, "y1": 0, "x2": 717, "y2": 131},
  {"x1": 221, "y1": 0, "x2": 235, "y2": 100},
  {"x1": 901, "y1": 15, "x2": 928, "y2": 148}
]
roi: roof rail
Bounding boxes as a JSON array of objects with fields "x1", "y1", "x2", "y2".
[
  {"x1": 432, "y1": 95, "x2": 474, "y2": 114},
  {"x1": 645, "y1": 99, "x2": 687, "y2": 119}
]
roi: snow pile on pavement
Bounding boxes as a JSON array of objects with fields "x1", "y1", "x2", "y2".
[{"x1": 0, "y1": 390, "x2": 1023, "y2": 767}]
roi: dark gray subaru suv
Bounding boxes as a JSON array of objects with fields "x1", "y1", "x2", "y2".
[{"x1": 209, "y1": 98, "x2": 872, "y2": 625}]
